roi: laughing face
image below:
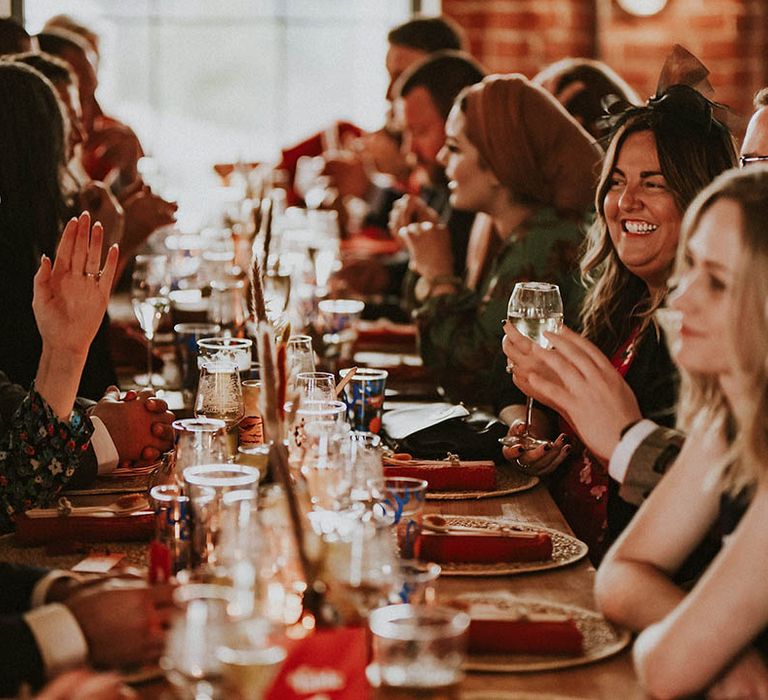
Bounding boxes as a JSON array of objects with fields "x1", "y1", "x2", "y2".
[{"x1": 603, "y1": 130, "x2": 682, "y2": 290}]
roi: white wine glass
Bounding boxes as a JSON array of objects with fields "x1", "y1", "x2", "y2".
[
  {"x1": 501, "y1": 282, "x2": 563, "y2": 450},
  {"x1": 132, "y1": 254, "x2": 171, "y2": 392},
  {"x1": 195, "y1": 360, "x2": 245, "y2": 459}
]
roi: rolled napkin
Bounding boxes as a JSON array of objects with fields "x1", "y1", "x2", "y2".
[
  {"x1": 15, "y1": 512, "x2": 153, "y2": 546},
  {"x1": 468, "y1": 612, "x2": 584, "y2": 656},
  {"x1": 383, "y1": 460, "x2": 497, "y2": 492},
  {"x1": 416, "y1": 530, "x2": 552, "y2": 564}
]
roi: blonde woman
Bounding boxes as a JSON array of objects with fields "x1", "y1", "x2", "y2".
[{"x1": 596, "y1": 166, "x2": 768, "y2": 698}]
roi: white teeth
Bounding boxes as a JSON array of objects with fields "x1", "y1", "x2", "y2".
[{"x1": 623, "y1": 220, "x2": 658, "y2": 234}]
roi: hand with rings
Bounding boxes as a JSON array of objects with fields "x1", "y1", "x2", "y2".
[{"x1": 32, "y1": 211, "x2": 119, "y2": 359}]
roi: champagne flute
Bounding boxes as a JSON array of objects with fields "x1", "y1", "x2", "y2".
[
  {"x1": 500, "y1": 282, "x2": 563, "y2": 450},
  {"x1": 132, "y1": 254, "x2": 171, "y2": 392}
]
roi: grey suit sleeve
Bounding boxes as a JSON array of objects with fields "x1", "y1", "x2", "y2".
[{"x1": 618, "y1": 426, "x2": 686, "y2": 506}]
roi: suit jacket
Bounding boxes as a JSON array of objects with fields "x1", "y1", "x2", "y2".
[
  {"x1": 619, "y1": 424, "x2": 685, "y2": 506},
  {"x1": 0, "y1": 562, "x2": 50, "y2": 693}
]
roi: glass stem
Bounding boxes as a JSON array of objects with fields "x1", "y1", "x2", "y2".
[
  {"x1": 524, "y1": 396, "x2": 535, "y2": 437},
  {"x1": 146, "y1": 333, "x2": 154, "y2": 393}
]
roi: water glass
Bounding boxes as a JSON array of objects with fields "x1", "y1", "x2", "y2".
[
  {"x1": 195, "y1": 360, "x2": 245, "y2": 458},
  {"x1": 295, "y1": 371, "x2": 336, "y2": 403},
  {"x1": 317, "y1": 299, "x2": 365, "y2": 364},
  {"x1": 397, "y1": 560, "x2": 441, "y2": 605},
  {"x1": 163, "y1": 584, "x2": 236, "y2": 699},
  {"x1": 300, "y1": 420, "x2": 351, "y2": 511},
  {"x1": 339, "y1": 368, "x2": 388, "y2": 433},
  {"x1": 209, "y1": 279, "x2": 250, "y2": 337},
  {"x1": 286, "y1": 335, "x2": 316, "y2": 379},
  {"x1": 369, "y1": 477, "x2": 428, "y2": 559},
  {"x1": 287, "y1": 399, "x2": 347, "y2": 456},
  {"x1": 198, "y1": 337, "x2": 253, "y2": 382},
  {"x1": 183, "y1": 464, "x2": 260, "y2": 573},
  {"x1": 173, "y1": 417, "x2": 229, "y2": 471},
  {"x1": 150, "y1": 484, "x2": 192, "y2": 579},
  {"x1": 345, "y1": 431, "x2": 383, "y2": 502},
  {"x1": 174, "y1": 323, "x2": 221, "y2": 397},
  {"x1": 368, "y1": 604, "x2": 470, "y2": 698}
]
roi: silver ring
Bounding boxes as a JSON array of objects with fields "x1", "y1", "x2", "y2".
[
  {"x1": 84, "y1": 271, "x2": 100, "y2": 279},
  {"x1": 505, "y1": 363, "x2": 515, "y2": 375}
]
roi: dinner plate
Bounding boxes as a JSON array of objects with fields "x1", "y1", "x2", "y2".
[
  {"x1": 433, "y1": 516, "x2": 588, "y2": 577},
  {"x1": 427, "y1": 467, "x2": 539, "y2": 501},
  {"x1": 462, "y1": 693, "x2": 585, "y2": 700},
  {"x1": 455, "y1": 592, "x2": 631, "y2": 673}
]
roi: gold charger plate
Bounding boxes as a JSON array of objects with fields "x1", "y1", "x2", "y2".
[
  {"x1": 435, "y1": 516, "x2": 588, "y2": 577},
  {"x1": 427, "y1": 467, "x2": 539, "y2": 501},
  {"x1": 456, "y1": 593, "x2": 631, "y2": 673}
]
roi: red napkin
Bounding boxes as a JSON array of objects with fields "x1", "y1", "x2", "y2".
[
  {"x1": 383, "y1": 462, "x2": 496, "y2": 492},
  {"x1": 468, "y1": 617, "x2": 584, "y2": 656},
  {"x1": 14, "y1": 512, "x2": 154, "y2": 546},
  {"x1": 416, "y1": 531, "x2": 552, "y2": 564},
  {"x1": 355, "y1": 321, "x2": 417, "y2": 347},
  {"x1": 265, "y1": 627, "x2": 370, "y2": 699}
]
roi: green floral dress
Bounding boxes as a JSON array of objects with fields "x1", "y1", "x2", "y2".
[
  {"x1": 0, "y1": 385, "x2": 93, "y2": 531},
  {"x1": 414, "y1": 207, "x2": 587, "y2": 408}
]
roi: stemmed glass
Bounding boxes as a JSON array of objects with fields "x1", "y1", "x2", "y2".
[
  {"x1": 195, "y1": 360, "x2": 245, "y2": 459},
  {"x1": 132, "y1": 254, "x2": 171, "y2": 392},
  {"x1": 500, "y1": 282, "x2": 563, "y2": 450}
]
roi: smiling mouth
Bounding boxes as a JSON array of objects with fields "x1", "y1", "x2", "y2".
[{"x1": 622, "y1": 219, "x2": 658, "y2": 235}]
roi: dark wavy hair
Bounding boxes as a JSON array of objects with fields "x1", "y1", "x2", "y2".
[
  {"x1": 581, "y1": 86, "x2": 738, "y2": 355},
  {"x1": 0, "y1": 62, "x2": 68, "y2": 262}
]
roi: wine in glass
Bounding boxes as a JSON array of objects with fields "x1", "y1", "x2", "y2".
[
  {"x1": 132, "y1": 254, "x2": 171, "y2": 392},
  {"x1": 195, "y1": 359, "x2": 245, "y2": 459},
  {"x1": 501, "y1": 281, "x2": 563, "y2": 450}
]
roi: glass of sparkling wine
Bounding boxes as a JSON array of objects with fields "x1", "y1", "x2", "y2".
[
  {"x1": 132, "y1": 254, "x2": 171, "y2": 391},
  {"x1": 195, "y1": 359, "x2": 245, "y2": 459},
  {"x1": 501, "y1": 281, "x2": 563, "y2": 450}
]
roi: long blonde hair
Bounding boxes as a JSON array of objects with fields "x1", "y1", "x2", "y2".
[
  {"x1": 581, "y1": 101, "x2": 736, "y2": 355},
  {"x1": 676, "y1": 165, "x2": 768, "y2": 494}
]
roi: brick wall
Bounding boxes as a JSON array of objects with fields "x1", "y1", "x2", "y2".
[
  {"x1": 443, "y1": 0, "x2": 768, "y2": 127},
  {"x1": 443, "y1": 0, "x2": 596, "y2": 79}
]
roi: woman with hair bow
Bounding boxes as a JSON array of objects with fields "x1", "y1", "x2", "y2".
[
  {"x1": 400, "y1": 73, "x2": 600, "y2": 408},
  {"x1": 502, "y1": 48, "x2": 737, "y2": 562}
]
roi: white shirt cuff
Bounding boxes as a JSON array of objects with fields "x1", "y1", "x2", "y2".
[
  {"x1": 89, "y1": 416, "x2": 119, "y2": 474},
  {"x1": 23, "y1": 603, "x2": 89, "y2": 677},
  {"x1": 30, "y1": 571, "x2": 83, "y2": 609},
  {"x1": 609, "y1": 419, "x2": 659, "y2": 484}
]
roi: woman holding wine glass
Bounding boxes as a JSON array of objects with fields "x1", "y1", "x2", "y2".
[
  {"x1": 398, "y1": 74, "x2": 600, "y2": 408},
  {"x1": 596, "y1": 166, "x2": 768, "y2": 698},
  {"x1": 501, "y1": 69, "x2": 737, "y2": 561}
]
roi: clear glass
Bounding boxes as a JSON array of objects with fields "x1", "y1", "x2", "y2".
[
  {"x1": 295, "y1": 371, "x2": 336, "y2": 404},
  {"x1": 174, "y1": 323, "x2": 222, "y2": 399},
  {"x1": 183, "y1": 464, "x2": 260, "y2": 575},
  {"x1": 317, "y1": 299, "x2": 365, "y2": 367},
  {"x1": 173, "y1": 417, "x2": 229, "y2": 471},
  {"x1": 208, "y1": 279, "x2": 250, "y2": 338},
  {"x1": 299, "y1": 420, "x2": 351, "y2": 511},
  {"x1": 150, "y1": 484, "x2": 192, "y2": 576},
  {"x1": 345, "y1": 431, "x2": 384, "y2": 502},
  {"x1": 287, "y1": 399, "x2": 348, "y2": 458},
  {"x1": 286, "y1": 335, "x2": 316, "y2": 381},
  {"x1": 502, "y1": 282, "x2": 563, "y2": 450},
  {"x1": 216, "y1": 616, "x2": 287, "y2": 700},
  {"x1": 396, "y1": 560, "x2": 441, "y2": 605},
  {"x1": 162, "y1": 584, "x2": 236, "y2": 699},
  {"x1": 339, "y1": 367, "x2": 388, "y2": 433},
  {"x1": 368, "y1": 477, "x2": 428, "y2": 559},
  {"x1": 197, "y1": 337, "x2": 253, "y2": 384},
  {"x1": 131, "y1": 254, "x2": 171, "y2": 392},
  {"x1": 195, "y1": 360, "x2": 245, "y2": 460},
  {"x1": 368, "y1": 604, "x2": 470, "y2": 696}
]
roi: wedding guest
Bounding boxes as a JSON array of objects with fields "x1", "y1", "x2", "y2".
[
  {"x1": 740, "y1": 87, "x2": 768, "y2": 166},
  {"x1": 0, "y1": 561, "x2": 173, "y2": 695},
  {"x1": 533, "y1": 57, "x2": 641, "y2": 139},
  {"x1": 401, "y1": 74, "x2": 599, "y2": 407},
  {"x1": 0, "y1": 64, "x2": 173, "y2": 475},
  {"x1": 596, "y1": 165, "x2": 768, "y2": 698},
  {"x1": 501, "y1": 80, "x2": 736, "y2": 561},
  {"x1": 0, "y1": 16, "x2": 32, "y2": 55},
  {"x1": 389, "y1": 51, "x2": 485, "y2": 281}
]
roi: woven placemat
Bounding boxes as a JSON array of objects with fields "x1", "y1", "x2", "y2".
[
  {"x1": 427, "y1": 468, "x2": 539, "y2": 501},
  {"x1": 434, "y1": 516, "x2": 588, "y2": 577}
]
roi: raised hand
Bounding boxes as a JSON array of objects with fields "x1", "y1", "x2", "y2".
[{"x1": 503, "y1": 321, "x2": 641, "y2": 462}]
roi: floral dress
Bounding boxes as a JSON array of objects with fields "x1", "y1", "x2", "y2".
[{"x1": 0, "y1": 384, "x2": 93, "y2": 531}]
